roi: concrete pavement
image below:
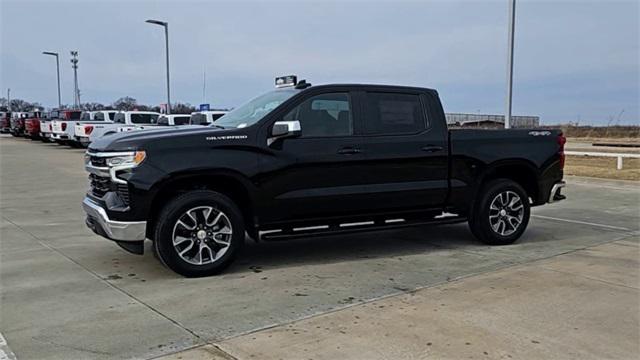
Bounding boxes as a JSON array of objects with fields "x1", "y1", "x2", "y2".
[
  {"x1": 208, "y1": 238, "x2": 639, "y2": 360},
  {"x1": 1, "y1": 135, "x2": 639, "y2": 359}
]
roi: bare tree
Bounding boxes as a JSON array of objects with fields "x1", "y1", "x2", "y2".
[
  {"x1": 112, "y1": 97, "x2": 138, "y2": 111},
  {"x1": 172, "y1": 102, "x2": 196, "y2": 114},
  {"x1": 81, "y1": 102, "x2": 106, "y2": 111}
]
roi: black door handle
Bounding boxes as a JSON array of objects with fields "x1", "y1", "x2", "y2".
[
  {"x1": 421, "y1": 145, "x2": 443, "y2": 153},
  {"x1": 337, "y1": 147, "x2": 361, "y2": 155}
]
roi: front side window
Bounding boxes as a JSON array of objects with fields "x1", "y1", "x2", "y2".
[
  {"x1": 131, "y1": 114, "x2": 159, "y2": 124},
  {"x1": 283, "y1": 92, "x2": 352, "y2": 138},
  {"x1": 215, "y1": 89, "x2": 299, "y2": 129},
  {"x1": 364, "y1": 92, "x2": 425, "y2": 135},
  {"x1": 107, "y1": 112, "x2": 116, "y2": 120},
  {"x1": 95, "y1": 113, "x2": 105, "y2": 121},
  {"x1": 114, "y1": 113, "x2": 125, "y2": 124}
]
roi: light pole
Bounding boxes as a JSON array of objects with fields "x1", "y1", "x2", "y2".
[
  {"x1": 146, "y1": 19, "x2": 171, "y2": 114},
  {"x1": 70, "y1": 51, "x2": 80, "y2": 108},
  {"x1": 505, "y1": 0, "x2": 516, "y2": 129},
  {"x1": 42, "y1": 51, "x2": 62, "y2": 109}
]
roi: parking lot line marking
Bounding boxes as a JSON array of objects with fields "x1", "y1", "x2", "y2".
[
  {"x1": 0, "y1": 332, "x2": 17, "y2": 360},
  {"x1": 532, "y1": 214, "x2": 632, "y2": 232}
]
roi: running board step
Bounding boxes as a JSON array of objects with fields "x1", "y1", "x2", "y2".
[{"x1": 259, "y1": 216, "x2": 467, "y2": 242}]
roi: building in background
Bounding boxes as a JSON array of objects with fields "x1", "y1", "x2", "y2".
[{"x1": 446, "y1": 113, "x2": 539, "y2": 128}]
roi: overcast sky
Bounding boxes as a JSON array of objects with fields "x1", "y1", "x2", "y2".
[{"x1": 1, "y1": 0, "x2": 638, "y2": 125}]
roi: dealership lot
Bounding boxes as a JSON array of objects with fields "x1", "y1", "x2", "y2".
[{"x1": 1, "y1": 135, "x2": 639, "y2": 359}]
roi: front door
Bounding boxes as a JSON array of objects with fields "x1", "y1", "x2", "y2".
[{"x1": 256, "y1": 91, "x2": 371, "y2": 224}]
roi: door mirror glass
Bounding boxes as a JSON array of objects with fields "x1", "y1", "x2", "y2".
[
  {"x1": 271, "y1": 120, "x2": 301, "y2": 137},
  {"x1": 269, "y1": 120, "x2": 301, "y2": 145}
]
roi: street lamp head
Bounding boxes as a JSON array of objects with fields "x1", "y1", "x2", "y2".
[
  {"x1": 146, "y1": 19, "x2": 167, "y2": 26},
  {"x1": 42, "y1": 51, "x2": 58, "y2": 56}
]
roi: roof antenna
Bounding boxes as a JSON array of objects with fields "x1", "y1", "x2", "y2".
[{"x1": 295, "y1": 80, "x2": 311, "y2": 89}]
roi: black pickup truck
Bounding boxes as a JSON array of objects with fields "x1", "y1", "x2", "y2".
[{"x1": 83, "y1": 77, "x2": 566, "y2": 277}]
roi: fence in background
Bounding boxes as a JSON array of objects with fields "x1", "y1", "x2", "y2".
[
  {"x1": 565, "y1": 151, "x2": 640, "y2": 170},
  {"x1": 446, "y1": 113, "x2": 539, "y2": 128}
]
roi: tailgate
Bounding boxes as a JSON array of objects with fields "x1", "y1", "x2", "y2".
[{"x1": 51, "y1": 121, "x2": 64, "y2": 133}]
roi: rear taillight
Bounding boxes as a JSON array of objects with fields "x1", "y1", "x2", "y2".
[
  {"x1": 61, "y1": 123, "x2": 67, "y2": 131},
  {"x1": 85, "y1": 125, "x2": 94, "y2": 135},
  {"x1": 49, "y1": 124, "x2": 52, "y2": 131},
  {"x1": 558, "y1": 133, "x2": 566, "y2": 169}
]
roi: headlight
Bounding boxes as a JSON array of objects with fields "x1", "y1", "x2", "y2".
[{"x1": 106, "y1": 151, "x2": 146, "y2": 168}]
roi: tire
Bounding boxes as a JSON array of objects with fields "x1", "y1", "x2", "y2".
[
  {"x1": 468, "y1": 179, "x2": 530, "y2": 245},
  {"x1": 153, "y1": 190, "x2": 245, "y2": 277}
]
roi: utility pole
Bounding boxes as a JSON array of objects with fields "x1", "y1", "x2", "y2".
[
  {"x1": 7, "y1": 88, "x2": 10, "y2": 111},
  {"x1": 42, "y1": 51, "x2": 62, "y2": 109},
  {"x1": 146, "y1": 19, "x2": 171, "y2": 114},
  {"x1": 505, "y1": 0, "x2": 516, "y2": 129},
  {"x1": 202, "y1": 67, "x2": 206, "y2": 104},
  {"x1": 70, "y1": 51, "x2": 80, "y2": 109}
]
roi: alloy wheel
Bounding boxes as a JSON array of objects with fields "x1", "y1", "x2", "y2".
[
  {"x1": 171, "y1": 206, "x2": 233, "y2": 265},
  {"x1": 488, "y1": 191, "x2": 524, "y2": 236}
]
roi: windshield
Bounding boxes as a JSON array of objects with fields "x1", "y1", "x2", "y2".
[{"x1": 215, "y1": 89, "x2": 298, "y2": 128}]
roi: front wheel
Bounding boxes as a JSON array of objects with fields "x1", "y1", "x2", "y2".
[
  {"x1": 153, "y1": 190, "x2": 245, "y2": 277},
  {"x1": 468, "y1": 179, "x2": 530, "y2": 245}
]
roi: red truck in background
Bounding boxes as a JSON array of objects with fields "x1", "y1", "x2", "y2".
[
  {"x1": 24, "y1": 111, "x2": 44, "y2": 139},
  {"x1": 0, "y1": 111, "x2": 10, "y2": 133},
  {"x1": 10, "y1": 112, "x2": 28, "y2": 137}
]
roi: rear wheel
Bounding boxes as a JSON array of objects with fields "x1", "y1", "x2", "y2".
[
  {"x1": 153, "y1": 190, "x2": 244, "y2": 277},
  {"x1": 468, "y1": 179, "x2": 530, "y2": 245}
]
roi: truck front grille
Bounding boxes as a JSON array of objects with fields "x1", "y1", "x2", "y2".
[
  {"x1": 116, "y1": 183, "x2": 130, "y2": 206},
  {"x1": 89, "y1": 174, "x2": 130, "y2": 206}
]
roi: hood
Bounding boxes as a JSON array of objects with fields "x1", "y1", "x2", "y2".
[{"x1": 89, "y1": 125, "x2": 224, "y2": 152}]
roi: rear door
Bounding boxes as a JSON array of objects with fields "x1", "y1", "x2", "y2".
[
  {"x1": 257, "y1": 90, "x2": 370, "y2": 223},
  {"x1": 356, "y1": 90, "x2": 449, "y2": 211}
]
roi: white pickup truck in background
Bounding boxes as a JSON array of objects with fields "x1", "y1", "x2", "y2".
[
  {"x1": 189, "y1": 110, "x2": 227, "y2": 125},
  {"x1": 50, "y1": 110, "x2": 82, "y2": 144},
  {"x1": 157, "y1": 114, "x2": 191, "y2": 126},
  {"x1": 73, "y1": 110, "x2": 117, "y2": 147},
  {"x1": 88, "y1": 111, "x2": 160, "y2": 143}
]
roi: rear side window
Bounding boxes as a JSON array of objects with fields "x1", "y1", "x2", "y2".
[
  {"x1": 363, "y1": 92, "x2": 425, "y2": 135},
  {"x1": 95, "y1": 113, "x2": 104, "y2": 121},
  {"x1": 157, "y1": 116, "x2": 170, "y2": 126},
  {"x1": 114, "y1": 113, "x2": 125, "y2": 123},
  {"x1": 67, "y1": 112, "x2": 82, "y2": 120},
  {"x1": 174, "y1": 116, "x2": 190, "y2": 125},
  {"x1": 80, "y1": 112, "x2": 91, "y2": 121},
  {"x1": 131, "y1": 114, "x2": 159, "y2": 124}
]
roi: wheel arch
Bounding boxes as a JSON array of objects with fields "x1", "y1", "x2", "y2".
[
  {"x1": 145, "y1": 170, "x2": 256, "y2": 240},
  {"x1": 474, "y1": 159, "x2": 541, "y2": 203}
]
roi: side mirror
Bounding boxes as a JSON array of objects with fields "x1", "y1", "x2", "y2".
[{"x1": 269, "y1": 120, "x2": 301, "y2": 145}]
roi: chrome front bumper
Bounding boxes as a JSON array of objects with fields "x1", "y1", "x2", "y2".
[
  {"x1": 548, "y1": 181, "x2": 566, "y2": 203},
  {"x1": 82, "y1": 197, "x2": 146, "y2": 241}
]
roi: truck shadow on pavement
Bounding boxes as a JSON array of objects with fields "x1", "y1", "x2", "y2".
[{"x1": 221, "y1": 223, "x2": 547, "y2": 275}]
